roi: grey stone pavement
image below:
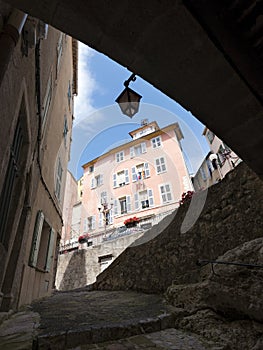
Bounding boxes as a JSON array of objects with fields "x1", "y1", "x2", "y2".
[{"x1": 0, "y1": 288, "x2": 222, "y2": 350}]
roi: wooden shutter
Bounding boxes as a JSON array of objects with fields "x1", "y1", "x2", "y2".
[
  {"x1": 125, "y1": 169, "x2": 129, "y2": 184},
  {"x1": 91, "y1": 177, "x2": 96, "y2": 189},
  {"x1": 108, "y1": 209, "x2": 113, "y2": 224},
  {"x1": 114, "y1": 199, "x2": 119, "y2": 216},
  {"x1": 141, "y1": 142, "x2": 147, "y2": 153},
  {"x1": 113, "y1": 173, "x2": 117, "y2": 188},
  {"x1": 144, "y1": 162, "x2": 150, "y2": 178},
  {"x1": 45, "y1": 228, "x2": 55, "y2": 272},
  {"x1": 29, "y1": 211, "x2": 44, "y2": 267},
  {"x1": 99, "y1": 212, "x2": 103, "y2": 227},
  {"x1": 134, "y1": 193, "x2": 139, "y2": 210},
  {"x1": 91, "y1": 216, "x2": 96, "y2": 230},
  {"x1": 148, "y1": 189, "x2": 154, "y2": 207},
  {"x1": 130, "y1": 147, "x2": 135, "y2": 158},
  {"x1": 132, "y1": 167, "x2": 137, "y2": 182},
  {"x1": 126, "y1": 195, "x2": 131, "y2": 212}
]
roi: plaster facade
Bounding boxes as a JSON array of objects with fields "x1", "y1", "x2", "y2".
[
  {"x1": 81, "y1": 121, "x2": 193, "y2": 244},
  {"x1": 0, "y1": 3, "x2": 77, "y2": 310},
  {"x1": 193, "y1": 128, "x2": 242, "y2": 191}
]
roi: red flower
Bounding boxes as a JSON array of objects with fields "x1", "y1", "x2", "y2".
[{"x1": 124, "y1": 217, "x2": 140, "y2": 225}]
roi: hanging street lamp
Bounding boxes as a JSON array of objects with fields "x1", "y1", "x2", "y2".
[{"x1": 115, "y1": 73, "x2": 142, "y2": 118}]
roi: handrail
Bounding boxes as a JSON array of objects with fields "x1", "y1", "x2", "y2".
[{"x1": 197, "y1": 259, "x2": 263, "y2": 269}]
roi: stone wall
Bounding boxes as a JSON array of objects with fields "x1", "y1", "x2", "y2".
[
  {"x1": 56, "y1": 231, "x2": 144, "y2": 291},
  {"x1": 94, "y1": 162, "x2": 263, "y2": 293}
]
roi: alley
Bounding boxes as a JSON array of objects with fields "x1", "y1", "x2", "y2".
[{"x1": 0, "y1": 288, "x2": 220, "y2": 349}]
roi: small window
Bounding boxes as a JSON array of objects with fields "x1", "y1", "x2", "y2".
[
  {"x1": 89, "y1": 165, "x2": 94, "y2": 173},
  {"x1": 91, "y1": 174, "x2": 103, "y2": 188},
  {"x1": 101, "y1": 191, "x2": 107, "y2": 204},
  {"x1": 151, "y1": 136, "x2": 162, "y2": 148},
  {"x1": 130, "y1": 142, "x2": 147, "y2": 157},
  {"x1": 136, "y1": 189, "x2": 154, "y2": 210},
  {"x1": 131, "y1": 163, "x2": 150, "y2": 182},
  {"x1": 84, "y1": 216, "x2": 96, "y2": 232},
  {"x1": 119, "y1": 197, "x2": 127, "y2": 214},
  {"x1": 155, "y1": 157, "x2": 166, "y2": 174},
  {"x1": 116, "y1": 151, "x2": 124, "y2": 163},
  {"x1": 159, "y1": 184, "x2": 173, "y2": 204}
]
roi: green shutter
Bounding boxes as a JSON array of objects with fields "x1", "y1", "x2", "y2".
[
  {"x1": 29, "y1": 211, "x2": 44, "y2": 267},
  {"x1": 45, "y1": 228, "x2": 55, "y2": 272}
]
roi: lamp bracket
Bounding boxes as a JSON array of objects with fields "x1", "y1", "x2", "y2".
[{"x1": 124, "y1": 73, "x2": 136, "y2": 88}]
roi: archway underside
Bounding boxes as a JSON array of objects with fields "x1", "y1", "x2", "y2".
[{"x1": 4, "y1": 0, "x2": 263, "y2": 179}]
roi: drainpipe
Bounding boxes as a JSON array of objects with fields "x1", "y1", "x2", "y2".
[{"x1": 0, "y1": 9, "x2": 27, "y2": 87}]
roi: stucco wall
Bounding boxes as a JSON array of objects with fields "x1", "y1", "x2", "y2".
[{"x1": 56, "y1": 230, "x2": 144, "y2": 290}]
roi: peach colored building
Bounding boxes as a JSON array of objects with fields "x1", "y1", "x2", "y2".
[
  {"x1": 81, "y1": 121, "x2": 193, "y2": 245},
  {"x1": 193, "y1": 128, "x2": 242, "y2": 191}
]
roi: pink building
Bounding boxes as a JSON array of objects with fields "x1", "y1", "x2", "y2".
[{"x1": 80, "y1": 121, "x2": 193, "y2": 245}]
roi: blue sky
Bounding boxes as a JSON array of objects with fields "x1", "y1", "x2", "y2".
[{"x1": 68, "y1": 42, "x2": 210, "y2": 180}]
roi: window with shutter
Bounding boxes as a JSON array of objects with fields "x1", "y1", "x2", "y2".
[
  {"x1": 144, "y1": 162, "x2": 150, "y2": 178},
  {"x1": 99, "y1": 212, "x2": 103, "y2": 228},
  {"x1": 155, "y1": 157, "x2": 167, "y2": 174},
  {"x1": 151, "y1": 136, "x2": 162, "y2": 148},
  {"x1": 159, "y1": 183, "x2": 173, "y2": 203},
  {"x1": 29, "y1": 211, "x2": 44, "y2": 267},
  {"x1": 141, "y1": 142, "x2": 147, "y2": 153},
  {"x1": 91, "y1": 177, "x2": 96, "y2": 189},
  {"x1": 113, "y1": 199, "x2": 119, "y2": 216}
]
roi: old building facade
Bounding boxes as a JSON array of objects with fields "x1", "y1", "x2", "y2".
[
  {"x1": 80, "y1": 121, "x2": 193, "y2": 246},
  {"x1": 0, "y1": 3, "x2": 77, "y2": 310},
  {"x1": 193, "y1": 127, "x2": 242, "y2": 191}
]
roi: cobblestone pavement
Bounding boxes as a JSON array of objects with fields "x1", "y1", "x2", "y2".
[{"x1": 0, "y1": 288, "x2": 222, "y2": 349}]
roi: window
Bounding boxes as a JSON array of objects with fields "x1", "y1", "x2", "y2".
[
  {"x1": 155, "y1": 157, "x2": 166, "y2": 174},
  {"x1": 91, "y1": 174, "x2": 103, "y2": 188},
  {"x1": 42, "y1": 74, "x2": 52, "y2": 127},
  {"x1": 131, "y1": 163, "x2": 150, "y2": 182},
  {"x1": 63, "y1": 116, "x2": 68, "y2": 147},
  {"x1": 89, "y1": 165, "x2": 94, "y2": 173},
  {"x1": 159, "y1": 184, "x2": 173, "y2": 204},
  {"x1": 55, "y1": 158, "x2": 63, "y2": 200},
  {"x1": 113, "y1": 169, "x2": 129, "y2": 188},
  {"x1": 130, "y1": 142, "x2": 147, "y2": 158},
  {"x1": 101, "y1": 191, "x2": 107, "y2": 204},
  {"x1": 217, "y1": 145, "x2": 225, "y2": 168},
  {"x1": 151, "y1": 136, "x2": 162, "y2": 148},
  {"x1": 206, "y1": 130, "x2": 215, "y2": 144},
  {"x1": 116, "y1": 151, "x2": 124, "y2": 163},
  {"x1": 84, "y1": 216, "x2": 96, "y2": 232},
  {"x1": 29, "y1": 211, "x2": 55, "y2": 272},
  {"x1": 114, "y1": 196, "x2": 131, "y2": 216},
  {"x1": 135, "y1": 189, "x2": 154, "y2": 210},
  {"x1": 57, "y1": 33, "x2": 63, "y2": 73}
]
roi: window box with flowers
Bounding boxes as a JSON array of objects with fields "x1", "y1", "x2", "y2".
[
  {"x1": 124, "y1": 217, "x2": 140, "y2": 228},
  {"x1": 78, "y1": 234, "x2": 90, "y2": 244}
]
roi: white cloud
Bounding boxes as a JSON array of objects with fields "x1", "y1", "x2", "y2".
[{"x1": 74, "y1": 42, "x2": 97, "y2": 123}]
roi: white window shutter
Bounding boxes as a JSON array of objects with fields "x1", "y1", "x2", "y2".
[
  {"x1": 141, "y1": 142, "x2": 147, "y2": 153},
  {"x1": 125, "y1": 169, "x2": 129, "y2": 184},
  {"x1": 91, "y1": 177, "x2": 96, "y2": 189},
  {"x1": 114, "y1": 199, "x2": 119, "y2": 216},
  {"x1": 99, "y1": 212, "x2": 103, "y2": 228},
  {"x1": 148, "y1": 189, "x2": 154, "y2": 207},
  {"x1": 130, "y1": 147, "x2": 135, "y2": 158},
  {"x1": 134, "y1": 193, "x2": 139, "y2": 210},
  {"x1": 45, "y1": 228, "x2": 55, "y2": 272},
  {"x1": 91, "y1": 216, "x2": 96, "y2": 230},
  {"x1": 126, "y1": 195, "x2": 132, "y2": 212},
  {"x1": 113, "y1": 173, "x2": 117, "y2": 188},
  {"x1": 99, "y1": 174, "x2": 103, "y2": 185},
  {"x1": 108, "y1": 209, "x2": 113, "y2": 224},
  {"x1": 144, "y1": 162, "x2": 150, "y2": 178},
  {"x1": 83, "y1": 218, "x2": 88, "y2": 232},
  {"x1": 29, "y1": 210, "x2": 44, "y2": 267},
  {"x1": 132, "y1": 167, "x2": 137, "y2": 182}
]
